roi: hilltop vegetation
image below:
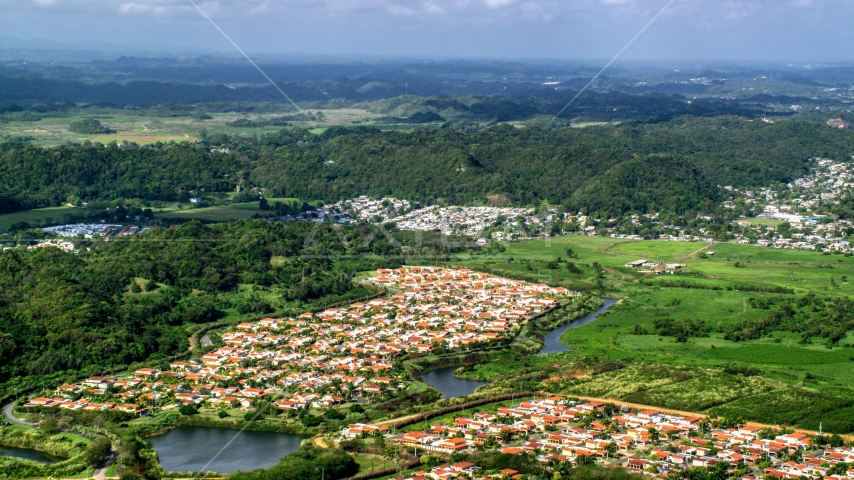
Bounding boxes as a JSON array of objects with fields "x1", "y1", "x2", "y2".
[
  {"x1": 2, "y1": 116, "x2": 853, "y2": 217},
  {"x1": 67, "y1": 118, "x2": 115, "y2": 134}
]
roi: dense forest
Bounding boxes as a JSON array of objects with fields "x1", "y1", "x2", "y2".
[
  {"x1": 2, "y1": 116, "x2": 854, "y2": 217},
  {"x1": 0, "y1": 220, "x2": 466, "y2": 395},
  {"x1": 0, "y1": 74, "x2": 778, "y2": 114}
]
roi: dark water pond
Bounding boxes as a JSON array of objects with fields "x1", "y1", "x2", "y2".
[
  {"x1": 0, "y1": 445, "x2": 63, "y2": 464},
  {"x1": 538, "y1": 298, "x2": 617, "y2": 354},
  {"x1": 422, "y1": 367, "x2": 490, "y2": 398},
  {"x1": 149, "y1": 426, "x2": 307, "y2": 474}
]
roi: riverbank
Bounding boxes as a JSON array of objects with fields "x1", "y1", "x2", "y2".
[
  {"x1": 129, "y1": 411, "x2": 317, "y2": 439},
  {"x1": 0, "y1": 427, "x2": 77, "y2": 459},
  {"x1": 543, "y1": 297, "x2": 618, "y2": 354},
  {"x1": 407, "y1": 294, "x2": 604, "y2": 383}
]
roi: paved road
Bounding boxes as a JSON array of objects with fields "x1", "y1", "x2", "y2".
[
  {"x1": 92, "y1": 446, "x2": 117, "y2": 480},
  {"x1": 201, "y1": 334, "x2": 212, "y2": 347},
  {"x1": 2, "y1": 401, "x2": 36, "y2": 427}
]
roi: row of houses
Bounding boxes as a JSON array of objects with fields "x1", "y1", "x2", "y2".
[
  {"x1": 388, "y1": 461, "x2": 524, "y2": 480},
  {"x1": 341, "y1": 396, "x2": 854, "y2": 479}
]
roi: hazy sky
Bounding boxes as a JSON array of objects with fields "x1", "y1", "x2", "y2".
[{"x1": 3, "y1": 0, "x2": 854, "y2": 61}]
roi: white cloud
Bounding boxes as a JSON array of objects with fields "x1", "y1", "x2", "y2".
[
  {"x1": 119, "y1": 2, "x2": 185, "y2": 15},
  {"x1": 484, "y1": 0, "x2": 515, "y2": 8}
]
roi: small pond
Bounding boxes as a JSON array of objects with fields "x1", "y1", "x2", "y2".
[
  {"x1": 422, "y1": 367, "x2": 489, "y2": 398},
  {"x1": 149, "y1": 426, "x2": 307, "y2": 474},
  {"x1": 0, "y1": 445, "x2": 63, "y2": 464}
]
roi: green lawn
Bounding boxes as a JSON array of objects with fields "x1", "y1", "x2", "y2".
[
  {"x1": 736, "y1": 217, "x2": 786, "y2": 227},
  {"x1": 353, "y1": 453, "x2": 396, "y2": 476},
  {"x1": 402, "y1": 397, "x2": 536, "y2": 432}
]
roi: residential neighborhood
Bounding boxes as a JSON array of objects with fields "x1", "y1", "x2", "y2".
[
  {"x1": 42, "y1": 223, "x2": 156, "y2": 238},
  {"x1": 21, "y1": 267, "x2": 575, "y2": 416},
  {"x1": 341, "y1": 395, "x2": 854, "y2": 480},
  {"x1": 728, "y1": 158, "x2": 854, "y2": 252}
]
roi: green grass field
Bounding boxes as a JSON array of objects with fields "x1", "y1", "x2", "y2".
[
  {"x1": 571, "y1": 121, "x2": 622, "y2": 128},
  {"x1": 154, "y1": 198, "x2": 313, "y2": 223},
  {"x1": 353, "y1": 453, "x2": 396, "y2": 475},
  {"x1": 0, "y1": 205, "x2": 86, "y2": 232},
  {"x1": 452, "y1": 235, "x2": 854, "y2": 431},
  {"x1": 737, "y1": 217, "x2": 786, "y2": 227},
  {"x1": 155, "y1": 203, "x2": 266, "y2": 222},
  {"x1": 0, "y1": 198, "x2": 312, "y2": 232}
]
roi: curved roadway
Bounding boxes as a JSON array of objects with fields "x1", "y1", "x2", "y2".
[
  {"x1": 92, "y1": 446, "x2": 117, "y2": 480},
  {"x1": 2, "y1": 401, "x2": 36, "y2": 427}
]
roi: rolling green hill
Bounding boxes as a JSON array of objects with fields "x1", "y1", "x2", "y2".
[{"x1": 2, "y1": 116, "x2": 853, "y2": 218}]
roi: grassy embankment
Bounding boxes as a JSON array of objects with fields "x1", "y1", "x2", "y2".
[
  {"x1": 0, "y1": 426, "x2": 94, "y2": 479},
  {"x1": 451, "y1": 235, "x2": 854, "y2": 432}
]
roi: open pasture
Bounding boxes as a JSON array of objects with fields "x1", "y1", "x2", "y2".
[
  {"x1": 453, "y1": 235, "x2": 854, "y2": 430},
  {"x1": 0, "y1": 206, "x2": 83, "y2": 232}
]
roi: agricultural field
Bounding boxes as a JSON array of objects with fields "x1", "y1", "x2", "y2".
[
  {"x1": 0, "y1": 108, "x2": 384, "y2": 146},
  {"x1": 452, "y1": 235, "x2": 854, "y2": 432}
]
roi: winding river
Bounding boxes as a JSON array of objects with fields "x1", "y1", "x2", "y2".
[
  {"x1": 151, "y1": 300, "x2": 619, "y2": 471},
  {"x1": 423, "y1": 298, "x2": 617, "y2": 397},
  {"x1": 538, "y1": 298, "x2": 618, "y2": 354},
  {"x1": 149, "y1": 426, "x2": 307, "y2": 474}
]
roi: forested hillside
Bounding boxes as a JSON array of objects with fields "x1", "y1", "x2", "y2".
[
  {"x1": 2, "y1": 117, "x2": 853, "y2": 217},
  {"x1": 0, "y1": 220, "x2": 462, "y2": 394}
]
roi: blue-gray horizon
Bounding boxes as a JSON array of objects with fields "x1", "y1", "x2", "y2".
[{"x1": 1, "y1": 0, "x2": 852, "y2": 62}]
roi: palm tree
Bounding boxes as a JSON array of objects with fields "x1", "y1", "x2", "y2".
[{"x1": 647, "y1": 427, "x2": 660, "y2": 445}]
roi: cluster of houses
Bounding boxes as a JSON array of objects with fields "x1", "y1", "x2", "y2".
[
  {"x1": 623, "y1": 260, "x2": 687, "y2": 274},
  {"x1": 320, "y1": 196, "x2": 562, "y2": 240},
  {"x1": 394, "y1": 206, "x2": 540, "y2": 238},
  {"x1": 388, "y1": 462, "x2": 523, "y2": 480},
  {"x1": 22, "y1": 267, "x2": 574, "y2": 415},
  {"x1": 730, "y1": 158, "x2": 854, "y2": 252},
  {"x1": 21, "y1": 240, "x2": 76, "y2": 252},
  {"x1": 268, "y1": 196, "x2": 410, "y2": 224},
  {"x1": 334, "y1": 196, "x2": 413, "y2": 222},
  {"x1": 342, "y1": 396, "x2": 854, "y2": 479},
  {"x1": 42, "y1": 223, "x2": 155, "y2": 238}
]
